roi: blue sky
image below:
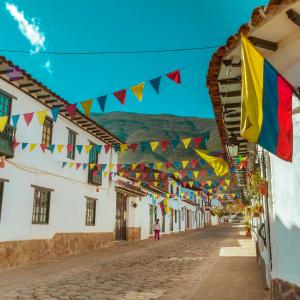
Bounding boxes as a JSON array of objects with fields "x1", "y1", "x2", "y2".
[{"x1": 0, "y1": 0, "x2": 267, "y2": 118}]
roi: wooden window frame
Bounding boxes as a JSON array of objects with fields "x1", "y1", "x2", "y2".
[
  {"x1": 85, "y1": 197, "x2": 97, "y2": 226},
  {"x1": 31, "y1": 185, "x2": 52, "y2": 225},
  {"x1": 42, "y1": 116, "x2": 53, "y2": 148},
  {"x1": 0, "y1": 92, "x2": 12, "y2": 119},
  {"x1": 67, "y1": 129, "x2": 77, "y2": 160}
]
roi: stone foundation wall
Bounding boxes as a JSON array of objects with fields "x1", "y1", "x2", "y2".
[
  {"x1": 126, "y1": 227, "x2": 141, "y2": 241},
  {"x1": 271, "y1": 278, "x2": 300, "y2": 300},
  {"x1": 0, "y1": 232, "x2": 114, "y2": 269}
]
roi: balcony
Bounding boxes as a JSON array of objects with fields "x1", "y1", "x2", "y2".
[
  {"x1": 88, "y1": 165, "x2": 102, "y2": 186},
  {"x1": 0, "y1": 124, "x2": 15, "y2": 158}
]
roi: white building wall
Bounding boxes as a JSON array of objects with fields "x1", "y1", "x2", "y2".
[{"x1": 0, "y1": 77, "x2": 118, "y2": 242}]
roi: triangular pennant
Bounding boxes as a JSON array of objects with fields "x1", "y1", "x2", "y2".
[
  {"x1": 65, "y1": 104, "x2": 77, "y2": 119},
  {"x1": 51, "y1": 106, "x2": 60, "y2": 122},
  {"x1": 182, "y1": 182, "x2": 187, "y2": 187},
  {"x1": 62, "y1": 162, "x2": 67, "y2": 168},
  {"x1": 11, "y1": 115, "x2": 20, "y2": 128},
  {"x1": 103, "y1": 172, "x2": 108, "y2": 177},
  {"x1": 150, "y1": 141, "x2": 159, "y2": 152},
  {"x1": 67, "y1": 144, "x2": 74, "y2": 154},
  {"x1": 109, "y1": 163, "x2": 114, "y2": 171},
  {"x1": 36, "y1": 110, "x2": 48, "y2": 126},
  {"x1": 207, "y1": 181, "x2": 212, "y2": 187},
  {"x1": 104, "y1": 144, "x2": 111, "y2": 154},
  {"x1": 29, "y1": 143, "x2": 37, "y2": 152},
  {"x1": 85, "y1": 145, "x2": 92, "y2": 154},
  {"x1": 181, "y1": 171, "x2": 187, "y2": 178},
  {"x1": 40, "y1": 144, "x2": 47, "y2": 152},
  {"x1": 0, "y1": 116, "x2": 8, "y2": 132},
  {"x1": 161, "y1": 140, "x2": 169, "y2": 152},
  {"x1": 89, "y1": 163, "x2": 96, "y2": 169},
  {"x1": 166, "y1": 70, "x2": 181, "y2": 84},
  {"x1": 194, "y1": 136, "x2": 202, "y2": 148},
  {"x1": 182, "y1": 160, "x2": 189, "y2": 169},
  {"x1": 57, "y1": 144, "x2": 64, "y2": 153},
  {"x1": 141, "y1": 142, "x2": 149, "y2": 152},
  {"x1": 149, "y1": 76, "x2": 161, "y2": 94},
  {"x1": 174, "y1": 172, "x2": 179, "y2": 179},
  {"x1": 173, "y1": 161, "x2": 181, "y2": 170},
  {"x1": 80, "y1": 99, "x2": 93, "y2": 116},
  {"x1": 131, "y1": 163, "x2": 138, "y2": 170},
  {"x1": 120, "y1": 144, "x2": 128, "y2": 153},
  {"x1": 21, "y1": 142, "x2": 28, "y2": 150},
  {"x1": 225, "y1": 180, "x2": 230, "y2": 186},
  {"x1": 130, "y1": 82, "x2": 145, "y2": 101},
  {"x1": 69, "y1": 162, "x2": 75, "y2": 168},
  {"x1": 97, "y1": 96, "x2": 107, "y2": 112},
  {"x1": 153, "y1": 182, "x2": 158, "y2": 187},
  {"x1": 23, "y1": 113, "x2": 34, "y2": 126},
  {"x1": 165, "y1": 162, "x2": 171, "y2": 169},
  {"x1": 182, "y1": 138, "x2": 191, "y2": 149},
  {"x1": 135, "y1": 172, "x2": 141, "y2": 179},
  {"x1": 191, "y1": 160, "x2": 198, "y2": 169},
  {"x1": 76, "y1": 163, "x2": 82, "y2": 170},
  {"x1": 76, "y1": 145, "x2": 83, "y2": 154},
  {"x1": 148, "y1": 162, "x2": 154, "y2": 169},
  {"x1": 114, "y1": 89, "x2": 126, "y2": 104},
  {"x1": 12, "y1": 140, "x2": 20, "y2": 150},
  {"x1": 156, "y1": 162, "x2": 163, "y2": 170},
  {"x1": 154, "y1": 173, "x2": 160, "y2": 179},
  {"x1": 48, "y1": 144, "x2": 55, "y2": 153},
  {"x1": 189, "y1": 181, "x2": 194, "y2": 187},
  {"x1": 171, "y1": 139, "x2": 180, "y2": 150},
  {"x1": 130, "y1": 144, "x2": 138, "y2": 152},
  {"x1": 193, "y1": 171, "x2": 199, "y2": 179}
]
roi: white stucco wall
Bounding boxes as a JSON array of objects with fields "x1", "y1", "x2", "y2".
[
  {"x1": 0, "y1": 77, "x2": 118, "y2": 241},
  {"x1": 267, "y1": 96, "x2": 300, "y2": 286}
]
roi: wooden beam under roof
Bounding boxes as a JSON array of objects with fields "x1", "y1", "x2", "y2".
[
  {"x1": 0, "y1": 69, "x2": 13, "y2": 75},
  {"x1": 218, "y1": 76, "x2": 241, "y2": 85},
  {"x1": 10, "y1": 76, "x2": 24, "y2": 81},
  {"x1": 224, "y1": 102, "x2": 241, "y2": 109},
  {"x1": 222, "y1": 60, "x2": 241, "y2": 67},
  {"x1": 28, "y1": 89, "x2": 42, "y2": 93},
  {"x1": 224, "y1": 120, "x2": 240, "y2": 126},
  {"x1": 220, "y1": 91, "x2": 241, "y2": 97},
  {"x1": 19, "y1": 82, "x2": 34, "y2": 88},
  {"x1": 286, "y1": 9, "x2": 300, "y2": 27},
  {"x1": 248, "y1": 36, "x2": 278, "y2": 51},
  {"x1": 37, "y1": 94, "x2": 50, "y2": 99},
  {"x1": 45, "y1": 99, "x2": 59, "y2": 104}
]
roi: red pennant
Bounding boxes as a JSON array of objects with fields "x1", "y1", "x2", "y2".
[
  {"x1": 194, "y1": 136, "x2": 202, "y2": 148},
  {"x1": 117, "y1": 164, "x2": 122, "y2": 172},
  {"x1": 130, "y1": 144, "x2": 138, "y2": 152},
  {"x1": 66, "y1": 104, "x2": 77, "y2": 119},
  {"x1": 161, "y1": 140, "x2": 169, "y2": 152},
  {"x1": 97, "y1": 164, "x2": 101, "y2": 171},
  {"x1": 104, "y1": 144, "x2": 111, "y2": 154},
  {"x1": 183, "y1": 182, "x2": 187, "y2": 187},
  {"x1": 67, "y1": 144, "x2": 74, "y2": 154},
  {"x1": 114, "y1": 89, "x2": 126, "y2": 104},
  {"x1": 181, "y1": 171, "x2": 186, "y2": 178},
  {"x1": 164, "y1": 162, "x2": 171, "y2": 169},
  {"x1": 161, "y1": 173, "x2": 166, "y2": 179},
  {"x1": 191, "y1": 160, "x2": 198, "y2": 169},
  {"x1": 166, "y1": 70, "x2": 181, "y2": 84},
  {"x1": 139, "y1": 163, "x2": 145, "y2": 170},
  {"x1": 165, "y1": 181, "x2": 169, "y2": 189},
  {"x1": 76, "y1": 163, "x2": 82, "y2": 170},
  {"x1": 23, "y1": 112, "x2": 34, "y2": 126},
  {"x1": 12, "y1": 140, "x2": 20, "y2": 150},
  {"x1": 92, "y1": 170, "x2": 97, "y2": 177},
  {"x1": 142, "y1": 172, "x2": 147, "y2": 179},
  {"x1": 40, "y1": 144, "x2": 47, "y2": 152}
]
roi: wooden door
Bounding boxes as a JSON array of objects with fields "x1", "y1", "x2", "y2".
[
  {"x1": 170, "y1": 209, "x2": 173, "y2": 231},
  {"x1": 186, "y1": 209, "x2": 190, "y2": 228},
  {"x1": 178, "y1": 210, "x2": 181, "y2": 230},
  {"x1": 115, "y1": 192, "x2": 127, "y2": 240},
  {"x1": 149, "y1": 205, "x2": 154, "y2": 234}
]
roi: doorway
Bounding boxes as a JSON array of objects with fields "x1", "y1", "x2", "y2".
[{"x1": 115, "y1": 192, "x2": 127, "y2": 240}]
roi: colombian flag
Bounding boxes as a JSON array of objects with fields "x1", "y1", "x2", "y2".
[{"x1": 241, "y1": 35, "x2": 293, "y2": 162}]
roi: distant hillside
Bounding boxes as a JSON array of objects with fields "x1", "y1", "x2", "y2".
[{"x1": 91, "y1": 112, "x2": 223, "y2": 166}]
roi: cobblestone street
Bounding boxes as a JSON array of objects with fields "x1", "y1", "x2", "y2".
[{"x1": 0, "y1": 224, "x2": 269, "y2": 300}]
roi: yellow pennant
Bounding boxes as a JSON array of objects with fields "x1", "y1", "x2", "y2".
[
  {"x1": 171, "y1": 181, "x2": 176, "y2": 186},
  {"x1": 174, "y1": 172, "x2": 179, "y2": 179},
  {"x1": 182, "y1": 160, "x2": 189, "y2": 169},
  {"x1": 36, "y1": 110, "x2": 48, "y2": 126},
  {"x1": 57, "y1": 144, "x2": 64, "y2": 153},
  {"x1": 193, "y1": 171, "x2": 199, "y2": 178},
  {"x1": 119, "y1": 171, "x2": 125, "y2": 177},
  {"x1": 189, "y1": 181, "x2": 194, "y2": 187},
  {"x1": 135, "y1": 173, "x2": 141, "y2": 179},
  {"x1": 0, "y1": 116, "x2": 8, "y2": 132},
  {"x1": 156, "y1": 162, "x2": 163, "y2": 170},
  {"x1": 89, "y1": 163, "x2": 96, "y2": 169},
  {"x1": 85, "y1": 145, "x2": 92, "y2": 154},
  {"x1": 29, "y1": 143, "x2": 37, "y2": 152},
  {"x1": 153, "y1": 181, "x2": 158, "y2": 187},
  {"x1": 180, "y1": 192, "x2": 184, "y2": 197},
  {"x1": 120, "y1": 144, "x2": 128, "y2": 153},
  {"x1": 208, "y1": 189, "x2": 213, "y2": 193},
  {"x1": 207, "y1": 180, "x2": 212, "y2": 187},
  {"x1": 163, "y1": 199, "x2": 170, "y2": 214},
  {"x1": 130, "y1": 82, "x2": 145, "y2": 101},
  {"x1": 109, "y1": 163, "x2": 114, "y2": 171},
  {"x1": 103, "y1": 172, "x2": 108, "y2": 177},
  {"x1": 69, "y1": 162, "x2": 75, "y2": 168},
  {"x1": 225, "y1": 180, "x2": 230, "y2": 185},
  {"x1": 150, "y1": 141, "x2": 159, "y2": 152},
  {"x1": 136, "y1": 182, "x2": 142, "y2": 186},
  {"x1": 182, "y1": 138, "x2": 191, "y2": 149},
  {"x1": 224, "y1": 186, "x2": 228, "y2": 191},
  {"x1": 154, "y1": 172, "x2": 159, "y2": 179},
  {"x1": 81, "y1": 99, "x2": 93, "y2": 116},
  {"x1": 131, "y1": 163, "x2": 138, "y2": 170}
]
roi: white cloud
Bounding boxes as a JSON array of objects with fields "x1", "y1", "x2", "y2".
[
  {"x1": 5, "y1": 2, "x2": 45, "y2": 53},
  {"x1": 43, "y1": 59, "x2": 52, "y2": 74}
]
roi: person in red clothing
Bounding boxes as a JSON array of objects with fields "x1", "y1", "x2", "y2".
[{"x1": 153, "y1": 219, "x2": 161, "y2": 241}]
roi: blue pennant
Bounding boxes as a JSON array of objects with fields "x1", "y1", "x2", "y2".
[
  {"x1": 21, "y1": 143, "x2": 28, "y2": 150},
  {"x1": 141, "y1": 142, "x2": 149, "y2": 152},
  {"x1": 171, "y1": 139, "x2": 180, "y2": 150},
  {"x1": 76, "y1": 145, "x2": 83, "y2": 154},
  {"x1": 113, "y1": 143, "x2": 120, "y2": 152},
  {"x1": 149, "y1": 76, "x2": 161, "y2": 94},
  {"x1": 62, "y1": 162, "x2": 67, "y2": 168},
  {"x1": 148, "y1": 162, "x2": 154, "y2": 169},
  {"x1": 51, "y1": 106, "x2": 60, "y2": 122},
  {"x1": 97, "y1": 96, "x2": 107, "y2": 112},
  {"x1": 48, "y1": 144, "x2": 55, "y2": 153},
  {"x1": 12, "y1": 114, "x2": 20, "y2": 128},
  {"x1": 95, "y1": 145, "x2": 102, "y2": 153},
  {"x1": 173, "y1": 161, "x2": 181, "y2": 170},
  {"x1": 83, "y1": 163, "x2": 88, "y2": 170}
]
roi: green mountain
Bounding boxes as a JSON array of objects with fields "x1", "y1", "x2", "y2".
[{"x1": 91, "y1": 112, "x2": 223, "y2": 167}]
